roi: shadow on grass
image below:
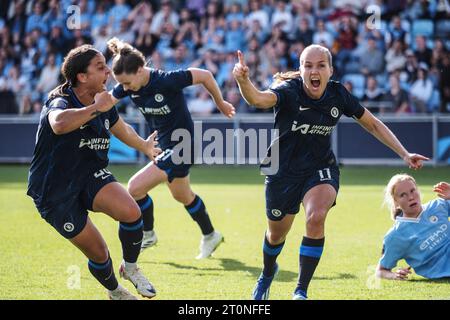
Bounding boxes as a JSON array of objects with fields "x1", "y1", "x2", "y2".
[
  {"x1": 407, "y1": 277, "x2": 450, "y2": 284},
  {"x1": 139, "y1": 258, "x2": 357, "y2": 283}
]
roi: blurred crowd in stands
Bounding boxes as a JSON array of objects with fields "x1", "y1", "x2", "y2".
[{"x1": 0, "y1": 0, "x2": 449, "y2": 116}]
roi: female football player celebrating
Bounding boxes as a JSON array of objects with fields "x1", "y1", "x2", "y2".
[
  {"x1": 233, "y1": 44, "x2": 429, "y2": 300},
  {"x1": 377, "y1": 176, "x2": 450, "y2": 280},
  {"x1": 27, "y1": 45, "x2": 161, "y2": 300},
  {"x1": 107, "y1": 38, "x2": 235, "y2": 259}
]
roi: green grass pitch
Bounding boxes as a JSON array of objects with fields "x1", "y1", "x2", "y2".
[{"x1": 0, "y1": 165, "x2": 449, "y2": 300}]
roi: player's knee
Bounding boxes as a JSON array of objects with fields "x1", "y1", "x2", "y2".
[
  {"x1": 266, "y1": 231, "x2": 286, "y2": 245},
  {"x1": 121, "y1": 202, "x2": 142, "y2": 223},
  {"x1": 90, "y1": 243, "x2": 109, "y2": 263},
  {"x1": 306, "y1": 210, "x2": 327, "y2": 229},
  {"x1": 127, "y1": 178, "x2": 144, "y2": 199},
  {"x1": 172, "y1": 191, "x2": 194, "y2": 205}
]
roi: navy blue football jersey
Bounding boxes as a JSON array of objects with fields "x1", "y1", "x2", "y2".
[
  {"x1": 27, "y1": 87, "x2": 119, "y2": 205},
  {"x1": 265, "y1": 78, "x2": 365, "y2": 179},
  {"x1": 112, "y1": 69, "x2": 193, "y2": 149}
]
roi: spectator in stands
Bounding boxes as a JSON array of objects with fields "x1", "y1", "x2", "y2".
[
  {"x1": 109, "y1": 0, "x2": 131, "y2": 34},
  {"x1": 385, "y1": 39, "x2": 406, "y2": 73},
  {"x1": 188, "y1": 87, "x2": 216, "y2": 116},
  {"x1": 225, "y1": 87, "x2": 247, "y2": 113},
  {"x1": 226, "y1": 2, "x2": 245, "y2": 24},
  {"x1": 200, "y1": 0, "x2": 224, "y2": 31},
  {"x1": 1, "y1": 64, "x2": 28, "y2": 112},
  {"x1": 174, "y1": 8, "x2": 202, "y2": 52},
  {"x1": 43, "y1": 0, "x2": 65, "y2": 32},
  {"x1": 409, "y1": 63, "x2": 434, "y2": 113},
  {"x1": 271, "y1": 0, "x2": 294, "y2": 34},
  {"x1": 165, "y1": 43, "x2": 192, "y2": 71},
  {"x1": 191, "y1": 48, "x2": 219, "y2": 76},
  {"x1": 91, "y1": 2, "x2": 110, "y2": 35},
  {"x1": 202, "y1": 16, "x2": 225, "y2": 53},
  {"x1": 26, "y1": 1, "x2": 48, "y2": 35},
  {"x1": 7, "y1": 0, "x2": 27, "y2": 37},
  {"x1": 246, "y1": 0, "x2": 270, "y2": 33},
  {"x1": 151, "y1": 0, "x2": 179, "y2": 35},
  {"x1": 362, "y1": 75, "x2": 385, "y2": 114},
  {"x1": 343, "y1": 80, "x2": 354, "y2": 95},
  {"x1": 293, "y1": 18, "x2": 313, "y2": 47},
  {"x1": 92, "y1": 24, "x2": 110, "y2": 55},
  {"x1": 0, "y1": 61, "x2": 18, "y2": 114},
  {"x1": 414, "y1": 35, "x2": 432, "y2": 66},
  {"x1": 134, "y1": 20, "x2": 158, "y2": 57},
  {"x1": 384, "y1": 74, "x2": 410, "y2": 114},
  {"x1": 186, "y1": 0, "x2": 209, "y2": 17},
  {"x1": 438, "y1": 53, "x2": 450, "y2": 113},
  {"x1": 359, "y1": 37, "x2": 385, "y2": 76},
  {"x1": 115, "y1": 19, "x2": 135, "y2": 45},
  {"x1": 245, "y1": 19, "x2": 267, "y2": 44},
  {"x1": 35, "y1": 53, "x2": 59, "y2": 103},
  {"x1": 127, "y1": 1, "x2": 153, "y2": 35},
  {"x1": 403, "y1": 49, "x2": 419, "y2": 84},
  {"x1": 224, "y1": 19, "x2": 245, "y2": 54},
  {"x1": 386, "y1": 15, "x2": 407, "y2": 46},
  {"x1": 312, "y1": 19, "x2": 334, "y2": 49}
]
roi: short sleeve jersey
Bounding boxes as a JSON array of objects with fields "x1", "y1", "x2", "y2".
[
  {"x1": 113, "y1": 69, "x2": 193, "y2": 150},
  {"x1": 27, "y1": 87, "x2": 119, "y2": 205},
  {"x1": 265, "y1": 78, "x2": 365, "y2": 179}
]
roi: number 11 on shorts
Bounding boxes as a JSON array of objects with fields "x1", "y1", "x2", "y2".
[{"x1": 318, "y1": 168, "x2": 331, "y2": 181}]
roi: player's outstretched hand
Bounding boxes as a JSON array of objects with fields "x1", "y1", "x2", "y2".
[
  {"x1": 217, "y1": 100, "x2": 236, "y2": 118},
  {"x1": 232, "y1": 50, "x2": 250, "y2": 82},
  {"x1": 403, "y1": 153, "x2": 430, "y2": 170},
  {"x1": 393, "y1": 267, "x2": 412, "y2": 280},
  {"x1": 433, "y1": 182, "x2": 450, "y2": 200},
  {"x1": 94, "y1": 91, "x2": 116, "y2": 113},
  {"x1": 144, "y1": 130, "x2": 162, "y2": 163}
]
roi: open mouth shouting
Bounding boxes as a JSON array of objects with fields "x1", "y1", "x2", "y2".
[{"x1": 310, "y1": 77, "x2": 321, "y2": 90}]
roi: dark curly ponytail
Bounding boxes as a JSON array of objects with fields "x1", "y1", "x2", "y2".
[{"x1": 48, "y1": 45, "x2": 100, "y2": 99}]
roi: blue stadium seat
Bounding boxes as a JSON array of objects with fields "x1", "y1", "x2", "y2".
[
  {"x1": 436, "y1": 20, "x2": 450, "y2": 38},
  {"x1": 342, "y1": 73, "x2": 365, "y2": 99},
  {"x1": 411, "y1": 19, "x2": 434, "y2": 38}
]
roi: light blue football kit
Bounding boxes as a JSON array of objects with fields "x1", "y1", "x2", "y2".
[{"x1": 379, "y1": 198, "x2": 450, "y2": 279}]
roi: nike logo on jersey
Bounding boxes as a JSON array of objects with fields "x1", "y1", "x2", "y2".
[
  {"x1": 131, "y1": 94, "x2": 140, "y2": 98},
  {"x1": 299, "y1": 106, "x2": 311, "y2": 111},
  {"x1": 80, "y1": 125, "x2": 88, "y2": 130}
]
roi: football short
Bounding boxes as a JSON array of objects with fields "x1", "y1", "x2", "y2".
[
  {"x1": 34, "y1": 168, "x2": 116, "y2": 239},
  {"x1": 265, "y1": 165, "x2": 340, "y2": 221},
  {"x1": 155, "y1": 148, "x2": 192, "y2": 183}
]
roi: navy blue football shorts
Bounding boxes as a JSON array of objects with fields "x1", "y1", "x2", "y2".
[
  {"x1": 265, "y1": 165, "x2": 340, "y2": 221},
  {"x1": 34, "y1": 168, "x2": 116, "y2": 239},
  {"x1": 155, "y1": 148, "x2": 192, "y2": 183}
]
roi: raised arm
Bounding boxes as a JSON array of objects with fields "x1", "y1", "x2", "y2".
[
  {"x1": 110, "y1": 117, "x2": 161, "y2": 162},
  {"x1": 48, "y1": 91, "x2": 116, "y2": 135},
  {"x1": 188, "y1": 68, "x2": 235, "y2": 118},
  {"x1": 232, "y1": 50, "x2": 277, "y2": 109},
  {"x1": 356, "y1": 108, "x2": 430, "y2": 169}
]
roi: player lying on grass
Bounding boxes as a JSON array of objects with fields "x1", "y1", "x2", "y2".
[{"x1": 377, "y1": 175, "x2": 450, "y2": 280}]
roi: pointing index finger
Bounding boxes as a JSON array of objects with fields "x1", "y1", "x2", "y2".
[{"x1": 237, "y1": 50, "x2": 246, "y2": 66}]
